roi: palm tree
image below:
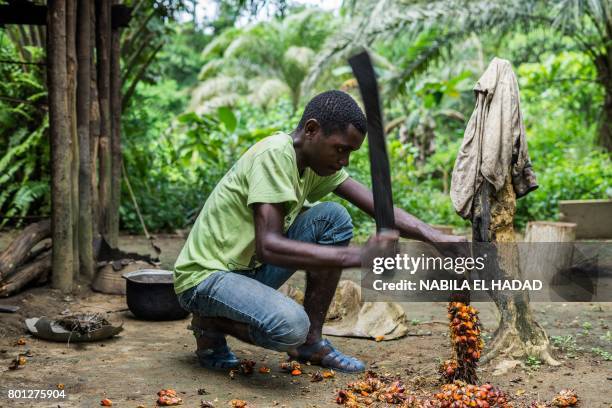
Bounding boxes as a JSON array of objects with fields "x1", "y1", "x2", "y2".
[
  {"x1": 308, "y1": 0, "x2": 612, "y2": 151},
  {"x1": 190, "y1": 8, "x2": 337, "y2": 114}
]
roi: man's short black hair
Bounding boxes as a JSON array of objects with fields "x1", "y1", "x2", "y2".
[{"x1": 297, "y1": 90, "x2": 367, "y2": 136}]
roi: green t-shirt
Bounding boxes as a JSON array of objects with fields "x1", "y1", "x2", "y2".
[{"x1": 173, "y1": 132, "x2": 349, "y2": 294}]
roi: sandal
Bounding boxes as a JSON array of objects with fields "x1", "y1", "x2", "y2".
[
  {"x1": 289, "y1": 338, "x2": 365, "y2": 373},
  {"x1": 190, "y1": 324, "x2": 239, "y2": 370},
  {"x1": 196, "y1": 344, "x2": 240, "y2": 370}
]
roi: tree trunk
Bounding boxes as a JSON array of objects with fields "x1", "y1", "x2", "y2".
[
  {"x1": 96, "y1": 0, "x2": 112, "y2": 245},
  {"x1": 0, "y1": 220, "x2": 51, "y2": 281},
  {"x1": 47, "y1": 0, "x2": 74, "y2": 293},
  {"x1": 77, "y1": 0, "x2": 94, "y2": 280},
  {"x1": 66, "y1": 0, "x2": 79, "y2": 279},
  {"x1": 90, "y1": 5, "x2": 100, "y2": 239},
  {"x1": 0, "y1": 252, "x2": 52, "y2": 298},
  {"x1": 472, "y1": 177, "x2": 559, "y2": 366},
  {"x1": 109, "y1": 0, "x2": 122, "y2": 246}
]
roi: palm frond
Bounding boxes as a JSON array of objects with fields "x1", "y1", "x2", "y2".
[
  {"x1": 201, "y1": 27, "x2": 242, "y2": 60},
  {"x1": 304, "y1": 0, "x2": 544, "y2": 91},
  {"x1": 247, "y1": 78, "x2": 290, "y2": 108}
]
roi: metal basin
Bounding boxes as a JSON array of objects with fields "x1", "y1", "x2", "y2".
[{"x1": 122, "y1": 269, "x2": 189, "y2": 321}]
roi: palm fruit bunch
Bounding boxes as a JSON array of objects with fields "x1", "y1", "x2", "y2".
[
  {"x1": 439, "y1": 359, "x2": 459, "y2": 381},
  {"x1": 431, "y1": 382, "x2": 511, "y2": 408},
  {"x1": 551, "y1": 389, "x2": 578, "y2": 407},
  {"x1": 446, "y1": 302, "x2": 484, "y2": 383}
]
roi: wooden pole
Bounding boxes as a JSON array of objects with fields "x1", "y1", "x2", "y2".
[
  {"x1": 96, "y1": 0, "x2": 112, "y2": 246},
  {"x1": 47, "y1": 0, "x2": 73, "y2": 292},
  {"x1": 77, "y1": 0, "x2": 95, "y2": 280},
  {"x1": 109, "y1": 0, "x2": 122, "y2": 247},
  {"x1": 90, "y1": 4, "x2": 100, "y2": 240},
  {"x1": 66, "y1": 0, "x2": 79, "y2": 279}
]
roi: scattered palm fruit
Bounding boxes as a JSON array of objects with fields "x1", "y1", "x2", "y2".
[
  {"x1": 291, "y1": 368, "x2": 302, "y2": 376},
  {"x1": 8, "y1": 354, "x2": 27, "y2": 370},
  {"x1": 311, "y1": 371, "x2": 323, "y2": 382},
  {"x1": 322, "y1": 370, "x2": 335, "y2": 378},
  {"x1": 239, "y1": 359, "x2": 256, "y2": 375},
  {"x1": 100, "y1": 399, "x2": 113, "y2": 406},
  {"x1": 375, "y1": 335, "x2": 385, "y2": 342},
  {"x1": 432, "y1": 382, "x2": 511, "y2": 407},
  {"x1": 57, "y1": 383, "x2": 64, "y2": 390},
  {"x1": 15, "y1": 338, "x2": 26, "y2": 346},
  {"x1": 335, "y1": 371, "x2": 516, "y2": 408},
  {"x1": 258, "y1": 366, "x2": 271, "y2": 374},
  {"x1": 444, "y1": 302, "x2": 484, "y2": 384},
  {"x1": 229, "y1": 399, "x2": 250, "y2": 408},
  {"x1": 157, "y1": 389, "x2": 183, "y2": 405},
  {"x1": 551, "y1": 389, "x2": 578, "y2": 407},
  {"x1": 335, "y1": 370, "x2": 420, "y2": 407},
  {"x1": 280, "y1": 360, "x2": 301, "y2": 372},
  {"x1": 229, "y1": 369, "x2": 237, "y2": 380}
]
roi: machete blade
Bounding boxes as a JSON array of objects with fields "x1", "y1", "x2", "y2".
[{"x1": 349, "y1": 51, "x2": 395, "y2": 232}]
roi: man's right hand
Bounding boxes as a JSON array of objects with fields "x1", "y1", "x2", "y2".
[{"x1": 362, "y1": 229, "x2": 400, "y2": 261}]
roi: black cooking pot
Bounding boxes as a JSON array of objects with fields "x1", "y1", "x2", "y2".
[{"x1": 122, "y1": 269, "x2": 189, "y2": 321}]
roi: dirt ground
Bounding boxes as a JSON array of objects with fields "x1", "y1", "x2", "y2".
[{"x1": 0, "y1": 233, "x2": 611, "y2": 408}]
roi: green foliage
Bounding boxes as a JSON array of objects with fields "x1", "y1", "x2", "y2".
[
  {"x1": 551, "y1": 335, "x2": 582, "y2": 358},
  {"x1": 514, "y1": 52, "x2": 611, "y2": 227},
  {"x1": 524, "y1": 355, "x2": 542, "y2": 369},
  {"x1": 590, "y1": 347, "x2": 612, "y2": 361},
  {"x1": 1, "y1": 3, "x2": 611, "y2": 241},
  {"x1": 0, "y1": 32, "x2": 49, "y2": 227}
]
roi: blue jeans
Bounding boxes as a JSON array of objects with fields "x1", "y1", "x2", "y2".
[{"x1": 177, "y1": 202, "x2": 353, "y2": 352}]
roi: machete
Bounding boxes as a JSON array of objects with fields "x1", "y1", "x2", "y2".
[{"x1": 349, "y1": 51, "x2": 395, "y2": 232}]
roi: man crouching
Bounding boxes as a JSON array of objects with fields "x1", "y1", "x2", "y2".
[{"x1": 174, "y1": 90, "x2": 464, "y2": 372}]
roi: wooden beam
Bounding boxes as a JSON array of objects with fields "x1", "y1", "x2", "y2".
[
  {"x1": 0, "y1": 2, "x2": 132, "y2": 28},
  {"x1": 0, "y1": 1, "x2": 46, "y2": 26}
]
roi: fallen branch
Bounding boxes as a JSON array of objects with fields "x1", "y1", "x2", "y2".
[{"x1": 0, "y1": 251, "x2": 52, "y2": 297}]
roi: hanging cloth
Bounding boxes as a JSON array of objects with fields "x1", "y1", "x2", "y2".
[{"x1": 451, "y1": 57, "x2": 538, "y2": 219}]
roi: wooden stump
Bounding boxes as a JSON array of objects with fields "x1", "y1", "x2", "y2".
[{"x1": 525, "y1": 221, "x2": 576, "y2": 242}]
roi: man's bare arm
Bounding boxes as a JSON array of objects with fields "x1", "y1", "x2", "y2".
[
  {"x1": 253, "y1": 202, "x2": 362, "y2": 269},
  {"x1": 334, "y1": 177, "x2": 463, "y2": 243}
]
